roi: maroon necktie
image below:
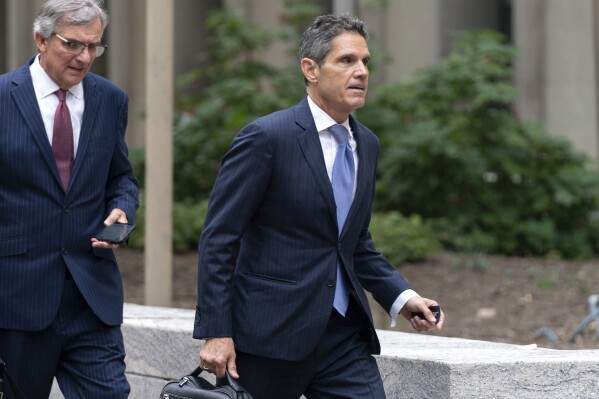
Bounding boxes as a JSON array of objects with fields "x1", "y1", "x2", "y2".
[{"x1": 52, "y1": 89, "x2": 74, "y2": 191}]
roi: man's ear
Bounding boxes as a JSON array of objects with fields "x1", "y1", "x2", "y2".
[
  {"x1": 300, "y1": 58, "x2": 319, "y2": 84},
  {"x1": 34, "y1": 32, "x2": 48, "y2": 53}
]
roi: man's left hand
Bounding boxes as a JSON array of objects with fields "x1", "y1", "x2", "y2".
[
  {"x1": 400, "y1": 296, "x2": 445, "y2": 332},
  {"x1": 91, "y1": 208, "x2": 128, "y2": 249}
]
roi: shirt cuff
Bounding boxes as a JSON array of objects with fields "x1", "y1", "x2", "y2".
[{"x1": 389, "y1": 290, "x2": 419, "y2": 327}]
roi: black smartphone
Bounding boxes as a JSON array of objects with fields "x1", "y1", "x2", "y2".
[
  {"x1": 412, "y1": 305, "x2": 441, "y2": 324},
  {"x1": 96, "y1": 223, "x2": 136, "y2": 244}
]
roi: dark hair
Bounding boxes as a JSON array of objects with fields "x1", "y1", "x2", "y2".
[
  {"x1": 33, "y1": 0, "x2": 109, "y2": 39},
  {"x1": 300, "y1": 14, "x2": 368, "y2": 63}
]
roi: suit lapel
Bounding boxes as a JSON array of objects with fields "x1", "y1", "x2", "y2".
[
  {"x1": 344, "y1": 115, "x2": 371, "y2": 235},
  {"x1": 10, "y1": 62, "x2": 64, "y2": 189},
  {"x1": 69, "y1": 75, "x2": 100, "y2": 189},
  {"x1": 295, "y1": 99, "x2": 338, "y2": 224},
  {"x1": 295, "y1": 99, "x2": 375, "y2": 237}
]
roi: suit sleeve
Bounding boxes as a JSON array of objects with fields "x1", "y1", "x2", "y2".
[
  {"x1": 352, "y1": 139, "x2": 412, "y2": 313},
  {"x1": 104, "y1": 92, "x2": 139, "y2": 222},
  {"x1": 193, "y1": 122, "x2": 273, "y2": 339}
]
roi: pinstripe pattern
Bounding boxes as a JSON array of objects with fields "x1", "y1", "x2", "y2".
[
  {"x1": 235, "y1": 302, "x2": 386, "y2": 399},
  {"x1": 0, "y1": 59, "x2": 139, "y2": 330},
  {"x1": 0, "y1": 280, "x2": 129, "y2": 398},
  {"x1": 194, "y1": 98, "x2": 412, "y2": 363},
  {"x1": 0, "y1": 58, "x2": 138, "y2": 397}
]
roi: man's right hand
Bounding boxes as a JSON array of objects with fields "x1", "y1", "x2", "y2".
[{"x1": 199, "y1": 337, "x2": 238, "y2": 379}]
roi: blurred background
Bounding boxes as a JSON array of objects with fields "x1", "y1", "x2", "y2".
[
  {"x1": 2, "y1": 0, "x2": 597, "y2": 157},
  {"x1": 3, "y1": 0, "x2": 599, "y2": 346}
]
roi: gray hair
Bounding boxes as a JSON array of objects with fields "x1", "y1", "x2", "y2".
[
  {"x1": 33, "y1": 0, "x2": 109, "y2": 39},
  {"x1": 299, "y1": 14, "x2": 368, "y2": 66}
]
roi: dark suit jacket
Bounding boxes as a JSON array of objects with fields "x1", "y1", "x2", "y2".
[
  {"x1": 194, "y1": 97, "x2": 411, "y2": 361},
  {"x1": 0, "y1": 59, "x2": 139, "y2": 331}
]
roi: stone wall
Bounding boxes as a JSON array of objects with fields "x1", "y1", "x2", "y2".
[{"x1": 50, "y1": 303, "x2": 599, "y2": 398}]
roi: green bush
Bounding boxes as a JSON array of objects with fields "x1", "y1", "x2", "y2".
[
  {"x1": 127, "y1": 194, "x2": 209, "y2": 253},
  {"x1": 369, "y1": 212, "x2": 441, "y2": 265},
  {"x1": 128, "y1": 3, "x2": 323, "y2": 252},
  {"x1": 358, "y1": 30, "x2": 599, "y2": 258},
  {"x1": 133, "y1": 11, "x2": 599, "y2": 259},
  {"x1": 172, "y1": 5, "x2": 313, "y2": 202}
]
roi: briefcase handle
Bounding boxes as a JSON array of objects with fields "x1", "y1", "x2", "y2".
[{"x1": 190, "y1": 366, "x2": 248, "y2": 394}]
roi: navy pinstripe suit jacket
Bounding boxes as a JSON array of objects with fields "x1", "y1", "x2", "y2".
[
  {"x1": 0, "y1": 59, "x2": 139, "y2": 331},
  {"x1": 194, "y1": 97, "x2": 411, "y2": 361}
]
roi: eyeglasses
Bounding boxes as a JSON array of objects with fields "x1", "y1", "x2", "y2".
[{"x1": 53, "y1": 33, "x2": 107, "y2": 57}]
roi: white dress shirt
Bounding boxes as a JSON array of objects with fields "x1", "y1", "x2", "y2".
[
  {"x1": 307, "y1": 95, "x2": 418, "y2": 327},
  {"x1": 30, "y1": 54, "x2": 84, "y2": 157}
]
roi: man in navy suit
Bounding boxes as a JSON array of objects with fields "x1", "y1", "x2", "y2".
[
  {"x1": 0, "y1": 1, "x2": 138, "y2": 398},
  {"x1": 195, "y1": 14, "x2": 445, "y2": 398}
]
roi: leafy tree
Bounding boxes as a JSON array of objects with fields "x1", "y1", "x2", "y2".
[{"x1": 173, "y1": 3, "x2": 317, "y2": 202}]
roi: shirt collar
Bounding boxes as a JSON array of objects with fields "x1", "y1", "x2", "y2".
[
  {"x1": 306, "y1": 95, "x2": 353, "y2": 138},
  {"x1": 30, "y1": 54, "x2": 84, "y2": 100}
]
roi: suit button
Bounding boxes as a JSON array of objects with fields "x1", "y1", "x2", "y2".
[
  {"x1": 63, "y1": 206, "x2": 70, "y2": 213},
  {"x1": 327, "y1": 280, "x2": 334, "y2": 287},
  {"x1": 337, "y1": 243, "x2": 342, "y2": 250},
  {"x1": 62, "y1": 248, "x2": 68, "y2": 256}
]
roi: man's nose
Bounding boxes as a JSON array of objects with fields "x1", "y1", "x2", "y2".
[
  {"x1": 355, "y1": 62, "x2": 368, "y2": 77},
  {"x1": 76, "y1": 47, "x2": 94, "y2": 62}
]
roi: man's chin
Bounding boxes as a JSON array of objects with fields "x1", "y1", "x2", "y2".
[
  {"x1": 348, "y1": 99, "x2": 366, "y2": 111},
  {"x1": 67, "y1": 68, "x2": 88, "y2": 82}
]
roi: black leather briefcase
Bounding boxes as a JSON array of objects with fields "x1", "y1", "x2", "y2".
[{"x1": 160, "y1": 366, "x2": 253, "y2": 399}]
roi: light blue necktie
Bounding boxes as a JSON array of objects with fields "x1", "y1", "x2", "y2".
[{"x1": 329, "y1": 124, "x2": 355, "y2": 316}]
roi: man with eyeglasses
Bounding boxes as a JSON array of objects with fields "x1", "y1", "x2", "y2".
[{"x1": 0, "y1": 1, "x2": 138, "y2": 398}]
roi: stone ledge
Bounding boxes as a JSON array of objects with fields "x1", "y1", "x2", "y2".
[
  {"x1": 50, "y1": 303, "x2": 599, "y2": 399},
  {"x1": 375, "y1": 329, "x2": 599, "y2": 398}
]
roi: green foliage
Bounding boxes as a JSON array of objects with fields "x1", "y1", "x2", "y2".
[
  {"x1": 127, "y1": 192, "x2": 145, "y2": 249},
  {"x1": 369, "y1": 212, "x2": 441, "y2": 265},
  {"x1": 358, "y1": 30, "x2": 599, "y2": 259},
  {"x1": 537, "y1": 276, "x2": 557, "y2": 291},
  {"x1": 128, "y1": 147, "x2": 145, "y2": 190},
  {"x1": 131, "y1": 3, "x2": 320, "y2": 252},
  {"x1": 172, "y1": 199, "x2": 210, "y2": 252},
  {"x1": 172, "y1": 6, "x2": 309, "y2": 202},
  {"x1": 278, "y1": 0, "x2": 325, "y2": 54},
  {"x1": 128, "y1": 193, "x2": 209, "y2": 253},
  {"x1": 133, "y1": 10, "x2": 599, "y2": 260}
]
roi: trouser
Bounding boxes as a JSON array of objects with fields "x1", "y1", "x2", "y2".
[
  {"x1": 0, "y1": 277, "x2": 130, "y2": 399},
  {"x1": 235, "y1": 299, "x2": 386, "y2": 399}
]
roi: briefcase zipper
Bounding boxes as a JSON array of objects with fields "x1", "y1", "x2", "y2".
[
  {"x1": 179, "y1": 377, "x2": 190, "y2": 387},
  {"x1": 161, "y1": 377, "x2": 192, "y2": 399},
  {"x1": 162, "y1": 394, "x2": 192, "y2": 399},
  {"x1": 162, "y1": 394, "x2": 193, "y2": 399}
]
